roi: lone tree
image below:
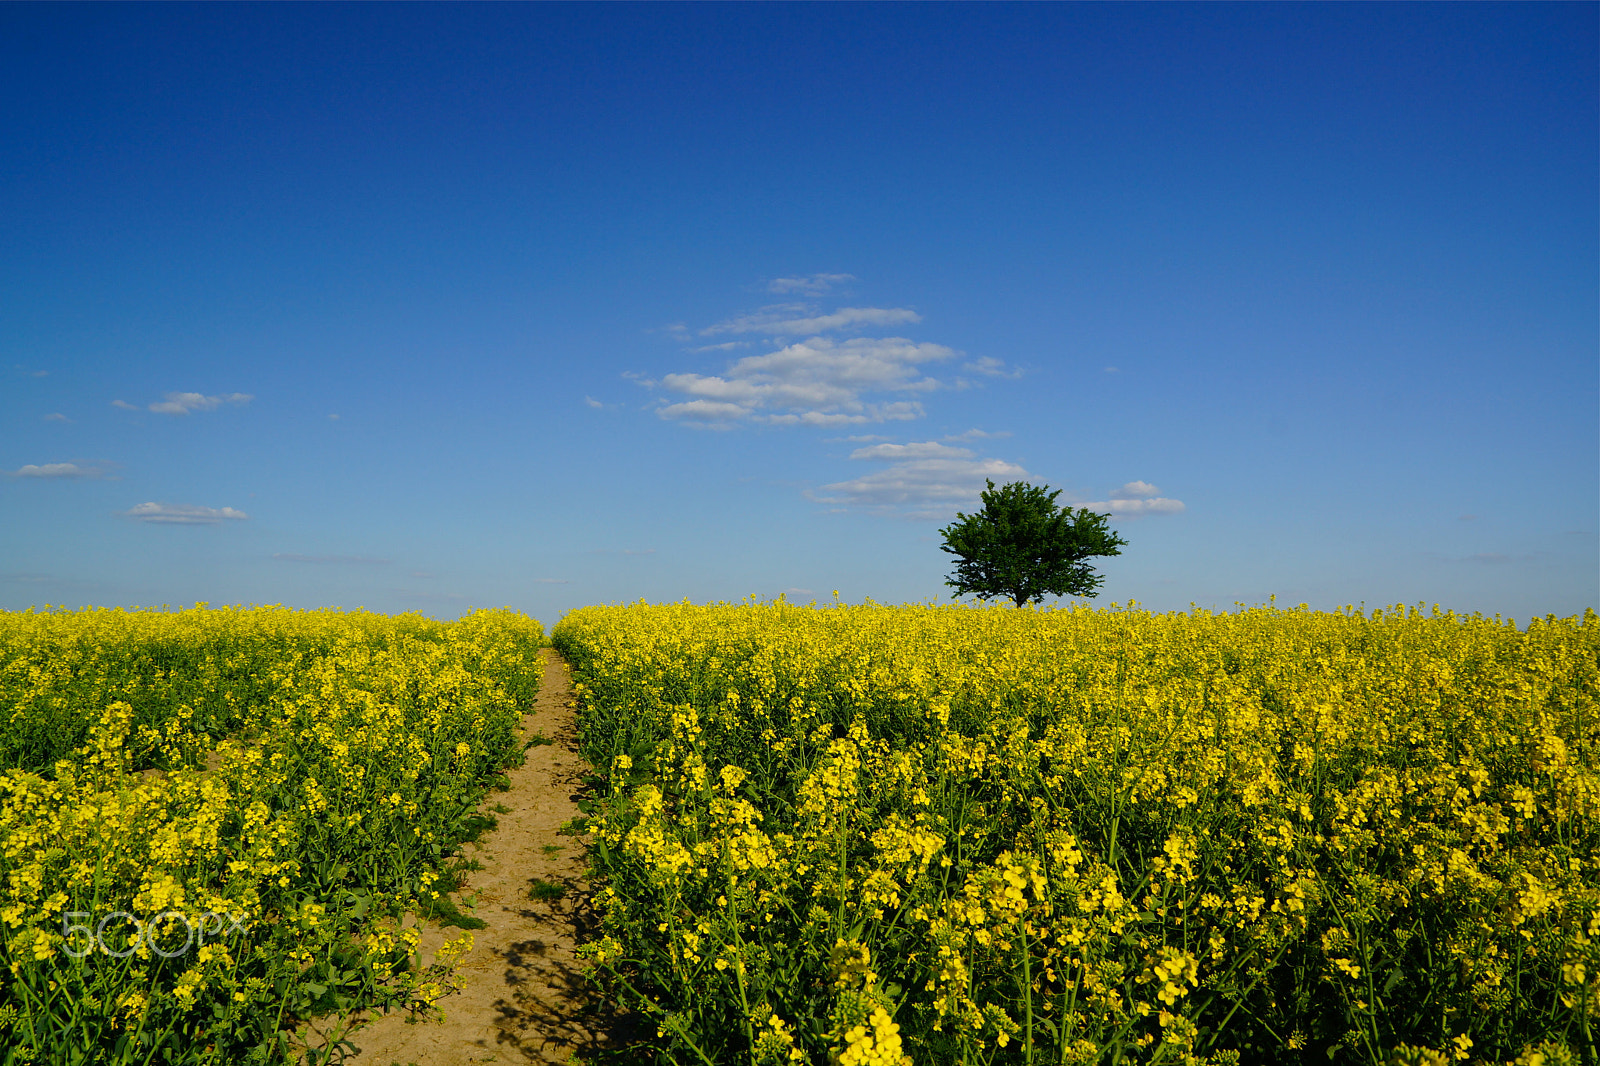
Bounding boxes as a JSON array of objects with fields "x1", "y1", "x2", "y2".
[{"x1": 939, "y1": 479, "x2": 1128, "y2": 607}]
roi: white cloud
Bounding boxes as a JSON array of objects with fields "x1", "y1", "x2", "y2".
[
  {"x1": 963, "y1": 356, "x2": 1021, "y2": 379},
  {"x1": 657, "y1": 399, "x2": 752, "y2": 424},
  {"x1": 763, "y1": 402, "x2": 924, "y2": 426},
  {"x1": 1078, "y1": 481, "x2": 1185, "y2": 515},
  {"x1": 111, "y1": 400, "x2": 139, "y2": 411},
  {"x1": 533, "y1": 578, "x2": 572, "y2": 584},
  {"x1": 767, "y1": 273, "x2": 855, "y2": 295},
  {"x1": 43, "y1": 413, "x2": 70, "y2": 423},
  {"x1": 6, "y1": 462, "x2": 99, "y2": 479},
  {"x1": 122, "y1": 502, "x2": 249, "y2": 524},
  {"x1": 658, "y1": 337, "x2": 956, "y2": 425},
  {"x1": 271, "y1": 553, "x2": 389, "y2": 564},
  {"x1": 1112, "y1": 481, "x2": 1161, "y2": 499},
  {"x1": 146, "y1": 391, "x2": 253, "y2": 415},
  {"x1": 812, "y1": 456, "x2": 1029, "y2": 515},
  {"x1": 1080, "y1": 497, "x2": 1186, "y2": 516},
  {"x1": 944, "y1": 428, "x2": 1012, "y2": 441},
  {"x1": 702, "y1": 306, "x2": 921, "y2": 337},
  {"x1": 849, "y1": 441, "x2": 973, "y2": 461},
  {"x1": 584, "y1": 396, "x2": 604, "y2": 409},
  {"x1": 588, "y1": 548, "x2": 657, "y2": 556}
]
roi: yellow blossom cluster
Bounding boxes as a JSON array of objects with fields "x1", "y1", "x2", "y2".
[
  {"x1": 557, "y1": 598, "x2": 1598, "y2": 1064},
  {"x1": 0, "y1": 604, "x2": 542, "y2": 1064}
]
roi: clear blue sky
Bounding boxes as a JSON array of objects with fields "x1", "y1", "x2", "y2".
[{"x1": 3, "y1": 3, "x2": 1595, "y2": 627}]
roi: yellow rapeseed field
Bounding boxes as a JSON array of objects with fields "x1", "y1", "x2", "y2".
[
  {"x1": 555, "y1": 599, "x2": 1598, "y2": 1066},
  {"x1": 0, "y1": 604, "x2": 543, "y2": 1065}
]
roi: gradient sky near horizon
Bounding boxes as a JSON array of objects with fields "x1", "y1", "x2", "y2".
[{"x1": 3, "y1": 2, "x2": 1595, "y2": 628}]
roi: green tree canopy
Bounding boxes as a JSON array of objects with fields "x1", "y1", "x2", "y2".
[{"x1": 939, "y1": 479, "x2": 1128, "y2": 607}]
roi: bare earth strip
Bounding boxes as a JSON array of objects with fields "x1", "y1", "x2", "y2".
[{"x1": 344, "y1": 646, "x2": 622, "y2": 1066}]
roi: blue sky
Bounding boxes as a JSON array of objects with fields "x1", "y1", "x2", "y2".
[{"x1": 3, "y1": 3, "x2": 1595, "y2": 627}]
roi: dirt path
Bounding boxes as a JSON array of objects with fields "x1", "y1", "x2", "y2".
[{"x1": 344, "y1": 647, "x2": 620, "y2": 1066}]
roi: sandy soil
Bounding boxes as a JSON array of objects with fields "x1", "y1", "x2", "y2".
[{"x1": 339, "y1": 646, "x2": 626, "y2": 1066}]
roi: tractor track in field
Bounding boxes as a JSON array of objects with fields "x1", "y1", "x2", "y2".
[{"x1": 336, "y1": 646, "x2": 633, "y2": 1066}]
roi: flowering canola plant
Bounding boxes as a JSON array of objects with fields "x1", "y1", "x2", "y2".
[
  {"x1": 0, "y1": 604, "x2": 543, "y2": 1064},
  {"x1": 555, "y1": 599, "x2": 1598, "y2": 1065}
]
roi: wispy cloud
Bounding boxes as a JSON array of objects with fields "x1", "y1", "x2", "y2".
[
  {"x1": 149, "y1": 392, "x2": 253, "y2": 415},
  {"x1": 849, "y1": 441, "x2": 973, "y2": 461},
  {"x1": 702, "y1": 305, "x2": 921, "y2": 337},
  {"x1": 812, "y1": 452, "x2": 1030, "y2": 517},
  {"x1": 533, "y1": 578, "x2": 572, "y2": 584},
  {"x1": 767, "y1": 273, "x2": 855, "y2": 295},
  {"x1": 962, "y1": 356, "x2": 1022, "y2": 379},
  {"x1": 43, "y1": 413, "x2": 71, "y2": 423},
  {"x1": 658, "y1": 337, "x2": 955, "y2": 426},
  {"x1": 122, "y1": 502, "x2": 249, "y2": 524},
  {"x1": 1112, "y1": 481, "x2": 1160, "y2": 499},
  {"x1": 588, "y1": 548, "x2": 657, "y2": 556},
  {"x1": 584, "y1": 396, "x2": 604, "y2": 409},
  {"x1": 1079, "y1": 482, "x2": 1186, "y2": 516},
  {"x1": 655, "y1": 281, "x2": 1023, "y2": 433},
  {"x1": 5, "y1": 462, "x2": 107, "y2": 480},
  {"x1": 944, "y1": 428, "x2": 1011, "y2": 441},
  {"x1": 115, "y1": 392, "x2": 254, "y2": 415},
  {"x1": 271, "y1": 553, "x2": 390, "y2": 565}
]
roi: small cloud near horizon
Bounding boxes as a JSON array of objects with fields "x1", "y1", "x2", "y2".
[
  {"x1": 271, "y1": 553, "x2": 390, "y2": 565},
  {"x1": 766, "y1": 273, "x2": 855, "y2": 295},
  {"x1": 115, "y1": 392, "x2": 253, "y2": 415},
  {"x1": 5, "y1": 462, "x2": 108, "y2": 480},
  {"x1": 963, "y1": 356, "x2": 1022, "y2": 379},
  {"x1": 122, "y1": 502, "x2": 249, "y2": 524}
]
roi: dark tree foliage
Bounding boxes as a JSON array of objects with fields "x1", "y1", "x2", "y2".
[{"x1": 939, "y1": 479, "x2": 1128, "y2": 607}]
